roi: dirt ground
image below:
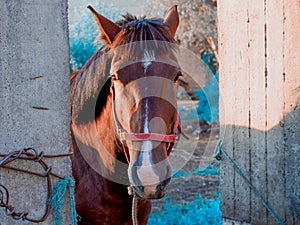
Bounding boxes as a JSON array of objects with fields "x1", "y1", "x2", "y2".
[{"x1": 151, "y1": 120, "x2": 220, "y2": 212}]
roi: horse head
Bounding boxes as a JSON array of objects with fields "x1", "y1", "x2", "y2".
[{"x1": 88, "y1": 5, "x2": 180, "y2": 199}]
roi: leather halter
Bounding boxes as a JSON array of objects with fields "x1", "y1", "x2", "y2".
[{"x1": 111, "y1": 79, "x2": 187, "y2": 163}]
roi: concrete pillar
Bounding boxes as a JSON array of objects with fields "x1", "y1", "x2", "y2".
[
  {"x1": 218, "y1": 0, "x2": 299, "y2": 224},
  {"x1": 0, "y1": 0, "x2": 71, "y2": 224}
]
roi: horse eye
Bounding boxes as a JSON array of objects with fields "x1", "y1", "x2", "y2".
[
  {"x1": 174, "y1": 72, "x2": 182, "y2": 82},
  {"x1": 111, "y1": 74, "x2": 118, "y2": 80}
]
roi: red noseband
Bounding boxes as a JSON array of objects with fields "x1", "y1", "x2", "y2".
[
  {"x1": 111, "y1": 80, "x2": 188, "y2": 163},
  {"x1": 119, "y1": 132, "x2": 177, "y2": 143},
  {"x1": 116, "y1": 121, "x2": 184, "y2": 163}
]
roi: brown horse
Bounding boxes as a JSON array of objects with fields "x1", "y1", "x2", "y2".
[{"x1": 71, "y1": 5, "x2": 180, "y2": 225}]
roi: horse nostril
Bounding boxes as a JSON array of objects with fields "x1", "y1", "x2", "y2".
[
  {"x1": 157, "y1": 178, "x2": 171, "y2": 192},
  {"x1": 136, "y1": 185, "x2": 144, "y2": 194},
  {"x1": 130, "y1": 185, "x2": 144, "y2": 197},
  {"x1": 157, "y1": 183, "x2": 164, "y2": 192}
]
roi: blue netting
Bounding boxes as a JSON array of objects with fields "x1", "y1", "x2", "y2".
[{"x1": 50, "y1": 177, "x2": 77, "y2": 225}]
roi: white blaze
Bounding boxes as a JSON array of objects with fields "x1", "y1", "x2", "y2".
[
  {"x1": 137, "y1": 98, "x2": 159, "y2": 188},
  {"x1": 142, "y1": 50, "x2": 155, "y2": 74},
  {"x1": 143, "y1": 61, "x2": 152, "y2": 74}
]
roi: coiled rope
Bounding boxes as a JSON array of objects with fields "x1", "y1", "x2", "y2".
[{"x1": 0, "y1": 147, "x2": 77, "y2": 224}]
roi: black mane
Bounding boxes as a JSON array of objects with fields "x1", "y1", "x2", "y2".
[{"x1": 100, "y1": 13, "x2": 175, "y2": 47}]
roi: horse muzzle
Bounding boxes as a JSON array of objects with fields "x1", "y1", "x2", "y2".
[
  {"x1": 129, "y1": 177, "x2": 171, "y2": 199},
  {"x1": 128, "y1": 148, "x2": 172, "y2": 199}
]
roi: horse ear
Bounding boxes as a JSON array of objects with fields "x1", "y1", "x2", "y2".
[
  {"x1": 163, "y1": 5, "x2": 179, "y2": 37},
  {"x1": 87, "y1": 5, "x2": 121, "y2": 44}
]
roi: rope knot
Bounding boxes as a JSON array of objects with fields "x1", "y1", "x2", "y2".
[
  {"x1": 127, "y1": 186, "x2": 133, "y2": 196},
  {"x1": 213, "y1": 139, "x2": 223, "y2": 161}
]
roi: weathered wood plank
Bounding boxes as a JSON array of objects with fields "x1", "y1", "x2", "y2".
[
  {"x1": 283, "y1": 0, "x2": 300, "y2": 224},
  {"x1": 265, "y1": 0, "x2": 286, "y2": 224},
  {"x1": 231, "y1": 0, "x2": 251, "y2": 219},
  {"x1": 247, "y1": 0, "x2": 268, "y2": 224},
  {"x1": 218, "y1": 0, "x2": 236, "y2": 218},
  {"x1": 218, "y1": 0, "x2": 251, "y2": 220}
]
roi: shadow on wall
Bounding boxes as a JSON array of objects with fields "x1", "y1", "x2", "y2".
[{"x1": 221, "y1": 95, "x2": 300, "y2": 225}]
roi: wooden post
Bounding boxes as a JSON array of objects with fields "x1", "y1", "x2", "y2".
[
  {"x1": 218, "y1": 0, "x2": 299, "y2": 224},
  {"x1": 0, "y1": 0, "x2": 71, "y2": 224}
]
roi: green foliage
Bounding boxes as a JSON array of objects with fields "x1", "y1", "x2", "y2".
[
  {"x1": 148, "y1": 163, "x2": 221, "y2": 224},
  {"x1": 69, "y1": 0, "x2": 121, "y2": 72},
  {"x1": 148, "y1": 195, "x2": 222, "y2": 225},
  {"x1": 178, "y1": 52, "x2": 219, "y2": 123},
  {"x1": 172, "y1": 164, "x2": 219, "y2": 179},
  {"x1": 145, "y1": 0, "x2": 217, "y2": 55}
]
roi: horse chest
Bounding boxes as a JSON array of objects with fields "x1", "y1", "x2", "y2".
[
  {"x1": 77, "y1": 192, "x2": 151, "y2": 225},
  {"x1": 74, "y1": 168, "x2": 151, "y2": 224}
]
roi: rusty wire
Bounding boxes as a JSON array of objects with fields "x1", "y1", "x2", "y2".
[{"x1": 0, "y1": 147, "x2": 72, "y2": 222}]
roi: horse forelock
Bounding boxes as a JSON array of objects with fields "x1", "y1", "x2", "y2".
[{"x1": 98, "y1": 14, "x2": 175, "y2": 51}]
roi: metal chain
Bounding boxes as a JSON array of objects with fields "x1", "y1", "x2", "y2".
[{"x1": 0, "y1": 147, "x2": 72, "y2": 222}]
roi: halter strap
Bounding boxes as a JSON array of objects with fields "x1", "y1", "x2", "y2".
[
  {"x1": 111, "y1": 79, "x2": 188, "y2": 163},
  {"x1": 119, "y1": 132, "x2": 177, "y2": 143}
]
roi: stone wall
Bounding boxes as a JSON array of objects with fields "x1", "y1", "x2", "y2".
[{"x1": 0, "y1": 0, "x2": 71, "y2": 224}]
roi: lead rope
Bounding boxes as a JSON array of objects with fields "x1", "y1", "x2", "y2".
[
  {"x1": 128, "y1": 186, "x2": 138, "y2": 225},
  {"x1": 132, "y1": 195, "x2": 138, "y2": 225}
]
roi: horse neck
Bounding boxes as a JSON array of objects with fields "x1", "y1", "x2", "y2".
[
  {"x1": 94, "y1": 95, "x2": 132, "y2": 197},
  {"x1": 72, "y1": 92, "x2": 130, "y2": 192},
  {"x1": 95, "y1": 94, "x2": 115, "y2": 144}
]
